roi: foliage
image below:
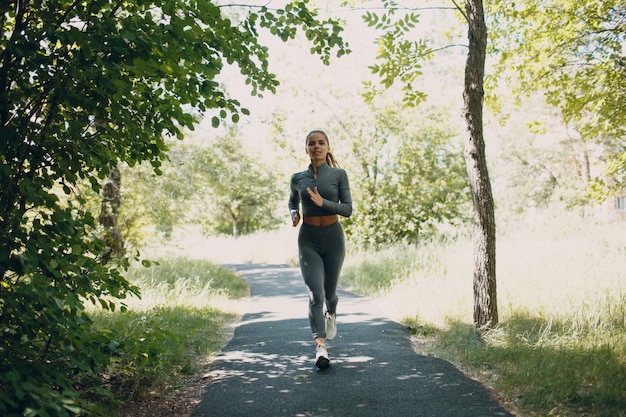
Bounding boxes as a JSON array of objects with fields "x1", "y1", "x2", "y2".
[
  {"x1": 0, "y1": 0, "x2": 348, "y2": 414},
  {"x1": 0, "y1": 202, "x2": 137, "y2": 416},
  {"x1": 494, "y1": 110, "x2": 599, "y2": 212},
  {"x1": 360, "y1": 0, "x2": 431, "y2": 107},
  {"x1": 587, "y1": 146, "x2": 626, "y2": 202},
  {"x1": 119, "y1": 159, "x2": 190, "y2": 241},
  {"x1": 116, "y1": 143, "x2": 207, "y2": 244},
  {"x1": 102, "y1": 128, "x2": 284, "y2": 243},
  {"x1": 189, "y1": 127, "x2": 284, "y2": 237},
  {"x1": 343, "y1": 105, "x2": 471, "y2": 249},
  {"x1": 488, "y1": 0, "x2": 626, "y2": 200},
  {"x1": 605, "y1": 150, "x2": 626, "y2": 193}
]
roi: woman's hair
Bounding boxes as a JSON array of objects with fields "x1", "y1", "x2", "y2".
[{"x1": 306, "y1": 130, "x2": 340, "y2": 168}]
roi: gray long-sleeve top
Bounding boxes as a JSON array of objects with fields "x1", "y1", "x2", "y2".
[{"x1": 289, "y1": 162, "x2": 353, "y2": 218}]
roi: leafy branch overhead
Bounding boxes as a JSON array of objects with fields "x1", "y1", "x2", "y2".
[{"x1": 361, "y1": 0, "x2": 433, "y2": 107}]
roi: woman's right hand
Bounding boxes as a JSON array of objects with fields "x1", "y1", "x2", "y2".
[{"x1": 291, "y1": 210, "x2": 300, "y2": 227}]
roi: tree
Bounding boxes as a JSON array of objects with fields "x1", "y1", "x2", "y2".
[
  {"x1": 0, "y1": 0, "x2": 349, "y2": 414},
  {"x1": 489, "y1": 0, "x2": 626, "y2": 202},
  {"x1": 99, "y1": 167, "x2": 124, "y2": 255},
  {"x1": 342, "y1": 104, "x2": 471, "y2": 249},
  {"x1": 460, "y1": 0, "x2": 497, "y2": 328},
  {"x1": 190, "y1": 128, "x2": 284, "y2": 237},
  {"x1": 359, "y1": 0, "x2": 498, "y2": 327},
  {"x1": 116, "y1": 144, "x2": 201, "y2": 243}
]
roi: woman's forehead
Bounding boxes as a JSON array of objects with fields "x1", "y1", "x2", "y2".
[{"x1": 308, "y1": 133, "x2": 326, "y2": 141}]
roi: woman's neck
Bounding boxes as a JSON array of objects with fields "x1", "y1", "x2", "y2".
[
  {"x1": 310, "y1": 159, "x2": 325, "y2": 179},
  {"x1": 310, "y1": 159, "x2": 325, "y2": 170}
]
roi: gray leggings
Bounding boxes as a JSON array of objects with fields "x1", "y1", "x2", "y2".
[{"x1": 298, "y1": 221, "x2": 346, "y2": 340}]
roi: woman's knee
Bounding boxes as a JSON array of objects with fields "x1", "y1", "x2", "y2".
[{"x1": 308, "y1": 287, "x2": 325, "y2": 306}]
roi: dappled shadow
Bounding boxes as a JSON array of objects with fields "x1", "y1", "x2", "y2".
[{"x1": 193, "y1": 264, "x2": 513, "y2": 417}]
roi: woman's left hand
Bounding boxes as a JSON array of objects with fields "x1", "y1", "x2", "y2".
[{"x1": 306, "y1": 187, "x2": 323, "y2": 207}]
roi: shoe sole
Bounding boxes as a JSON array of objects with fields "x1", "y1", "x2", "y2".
[{"x1": 315, "y1": 356, "x2": 331, "y2": 369}]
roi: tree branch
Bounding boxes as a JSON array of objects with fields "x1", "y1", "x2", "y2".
[{"x1": 450, "y1": 0, "x2": 469, "y2": 26}]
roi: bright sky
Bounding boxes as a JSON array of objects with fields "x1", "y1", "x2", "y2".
[{"x1": 195, "y1": 1, "x2": 468, "y2": 162}]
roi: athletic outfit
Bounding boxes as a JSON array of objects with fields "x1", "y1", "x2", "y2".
[{"x1": 289, "y1": 162, "x2": 352, "y2": 344}]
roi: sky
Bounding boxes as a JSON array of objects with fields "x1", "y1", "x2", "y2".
[{"x1": 197, "y1": 1, "x2": 468, "y2": 142}]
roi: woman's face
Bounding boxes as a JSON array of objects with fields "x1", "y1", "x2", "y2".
[{"x1": 306, "y1": 132, "x2": 329, "y2": 162}]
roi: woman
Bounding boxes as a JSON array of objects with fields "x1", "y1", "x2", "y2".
[{"x1": 288, "y1": 130, "x2": 353, "y2": 369}]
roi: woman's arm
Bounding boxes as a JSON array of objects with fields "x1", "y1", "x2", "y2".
[{"x1": 321, "y1": 170, "x2": 352, "y2": 218}]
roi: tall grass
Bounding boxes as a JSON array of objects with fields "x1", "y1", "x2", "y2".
[
  {"x1": 121, "y1": 256, "x2": 249, "y2": 309},
  {"x1": 89, "y1": 257, "x2": 248, "y2": 410},
  {"x1": 342, "y1": 212, "x2": 626, "y2": 417}
]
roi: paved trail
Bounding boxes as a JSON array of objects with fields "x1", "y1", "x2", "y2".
[{"x1": 192, "y1": 264, "x2": 514, "y2": 417}]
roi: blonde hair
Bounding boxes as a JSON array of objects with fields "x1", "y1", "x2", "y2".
[{"x1": 306, "y1": 130, "x2": 340, "y2": 168}]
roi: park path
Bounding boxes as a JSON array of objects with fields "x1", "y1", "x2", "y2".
[{"x1": 191, "y1": 264, "x2": 514, "y2": 417}]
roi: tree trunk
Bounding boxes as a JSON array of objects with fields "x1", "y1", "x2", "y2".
[
  {"x1": 224, "y1": 205, "x2": 238, "y2": 237},
  {"x1": 463, "y1": 0, "x2": 498, "y2": 328},
  {"x1": 99, "y1": 166, "x2": 124, "y2": 256}
]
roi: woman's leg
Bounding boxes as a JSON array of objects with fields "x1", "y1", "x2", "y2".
[
  {"x1": 322, "y1": 222, "x2": 346, "y2": 315},
  {"x1": 298, "y1": 226, "x2": 327, "y2": 340}
]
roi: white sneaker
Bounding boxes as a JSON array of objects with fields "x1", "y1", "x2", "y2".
[
  {"x1": 325, "y1": 312, "x2": 337, "y2": 340},
  {"x1": 315, "y1": 344, "x2": 330, "y2": 369}
]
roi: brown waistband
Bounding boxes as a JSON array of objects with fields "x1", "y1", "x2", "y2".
[{"x1": 302, "y1": 215, "x2": 338, "y2": 227}]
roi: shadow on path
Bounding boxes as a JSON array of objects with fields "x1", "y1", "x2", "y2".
[{"x1": 192, "y1": 264, "x2": 513, "y2": 417}]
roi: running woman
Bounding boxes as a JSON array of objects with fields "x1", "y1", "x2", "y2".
[{"x1": 288, "y1": 130, "x2": 353, "y2": 369}]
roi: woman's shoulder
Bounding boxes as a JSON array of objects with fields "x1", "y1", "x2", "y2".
[
  {"x1": 291, "y1": 169, "x2": 309, "y2": 180},
  {"x1": 330, "y1": 166, "x2": 349, "y2": 177}
]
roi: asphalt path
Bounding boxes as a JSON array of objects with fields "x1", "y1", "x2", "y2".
[{"x1": 192, "y1": 264, "x2": 514, "y2": 417}]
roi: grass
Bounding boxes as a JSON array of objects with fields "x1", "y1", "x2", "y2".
[
  {"x1": 121, "y1": 256, "x2": 249, "y2": 309},
  {"x1": 88, "y1": 257, "x2": 248, "y2": 410},
  {"x1": 340, "y1": 212, "x2": 626, "y2": 417},
  {"x1": 431, "y1": 315, "x2": 626, "y2": 417}
]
